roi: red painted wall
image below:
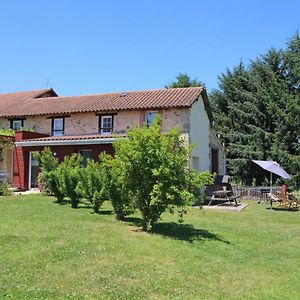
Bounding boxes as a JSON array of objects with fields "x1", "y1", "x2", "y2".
[
  {"x1": 13, "y1": 131, "x2": 48, "y2": 190},
  {"x1": 13, "y1": 142, "x2": 114, "y2": 190}
]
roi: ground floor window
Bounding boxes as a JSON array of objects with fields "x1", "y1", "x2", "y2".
[
  {"x1": 29, "y1": 152, "x2": 39, "y2": 189},
  {"x1": 79, "y1": 150, "x2": 92, "y2": 167}
]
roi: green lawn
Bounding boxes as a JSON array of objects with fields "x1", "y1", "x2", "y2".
[{"x1": 0, "y1": 195, "x2": 299, "y2": 299}]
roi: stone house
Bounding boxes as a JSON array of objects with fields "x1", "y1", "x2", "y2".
[{"x1": 0, "y1": 87, "x2": 225, "y2": 190}]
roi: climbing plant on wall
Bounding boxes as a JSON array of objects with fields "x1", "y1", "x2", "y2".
[{"x1": 0, "y1": 130, "x2": 14, "y2": 163}]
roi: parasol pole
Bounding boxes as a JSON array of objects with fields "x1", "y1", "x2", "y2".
[{"x1": 270, "y1": 172, "x2": 273, "y2": 209}]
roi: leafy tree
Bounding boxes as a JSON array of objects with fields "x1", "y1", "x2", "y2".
[
  {"x1": 165, "y1": 73, "x2": 205, "y2": 88},
  {"x1": 211, "y1": 33, "x2": 300, "y2": 187},
  {"x1": 112, "y1": 117, "x2": 214, "y2": 231}
]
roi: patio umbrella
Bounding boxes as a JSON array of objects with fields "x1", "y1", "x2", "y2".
[{"x1": 252, "y1": 160, "x2": 292, "y2": 208}]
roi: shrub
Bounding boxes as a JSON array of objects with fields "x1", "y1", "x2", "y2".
[
  {"x1": 35, "y1": 147, "x2": 59, "y2": 193},
  {"x1": 100, "y1": 153, "x2": 134, "y2": 220},
  {"x1": 59, "y1": 154, "x2": 83, "y2": 208},
  {"x1": 47, "y1": 167, "x2": 65, "y2": 203},
  {"x1": 0, "y1": 181, "x2": 11, "y2": 196},
  {"x1": 76, "y1": 159, "x2": 106, "y2": 213},
  {"x1": 112, "y1": 117, "x2": 214, "y2": 230}
]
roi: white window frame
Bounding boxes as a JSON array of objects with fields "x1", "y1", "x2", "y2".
[
  {"x1": 28, "y1": 151, "x2": 39, "y2": 190},
  {"x1": 146, "y1": 111, "x2": 158, "y2": 126},
  {"x1": 11, "y1": 119, "x2": 24, "y2": 130},
  {"x1": 100, "y1": 115, "x2": 113, "y2": 134},
  {"x1": 52, "y1": 118, "x2": 64, "y2": 136}
]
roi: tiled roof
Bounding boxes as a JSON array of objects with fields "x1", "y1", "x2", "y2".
[
  {"x1": 15, "y1": 133, "x2": 126, "y2": 147},
  {"x1": 20, "y1": 133, "x2": 126, "y2": 142},
  {"x1": 0, "y1": 88, "x2": 57, "y2": 117},
  {"x1": 0, "y1": 87, "x2": 204, "y2": 118}
]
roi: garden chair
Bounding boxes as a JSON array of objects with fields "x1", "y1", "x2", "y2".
[
  {"x1": 267, "y1": 192, "x2": 284, "y2": 205},
  {"x1": 286, "y1": 194, "x2": 300, "y2": 210},
  {"x1": 268, "y1": 192, "x2": 299, "y2": 210}
]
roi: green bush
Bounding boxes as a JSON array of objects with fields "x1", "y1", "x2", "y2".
[
  {"x1": 35, "y1": 147, "x2": 59, "y2": 193},
  {"x1": 59, "y1": 154, "x2": 83, "y2": 208},
  {"x1": 193, "y1": 191, "x2": 207, "y2": 206},
  {"x1": 47, "y1": 168, "x2": 65, "y2": 203},
  {"x1": 0, "y1": 181, "x2": 11, "y2": 196},
  {"x1": 76, "y1": 159, "x2": 106, "y2": 213},
  {"x1": 112, "y1": 116, "x2": 214, "y2": 230},
  {"x1": 100, "y1": 153, "x2": 134, "y2": 220}
]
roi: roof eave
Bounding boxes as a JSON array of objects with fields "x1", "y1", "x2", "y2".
[
  {"x1": 200, "y1": 89, "x2": 213, "y2": 124},
  {"x1": 15, "y1": 137, "x2": 118, "y2": 147}
]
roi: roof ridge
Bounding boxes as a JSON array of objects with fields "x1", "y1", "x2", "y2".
[
  {"x1": 35, "y1": 86, "x2": 204, "y2": 100},
  {"x1": 0, "y1": 88, "x2": 54, "y2": 97},
  {"x1": 0, "y1": 86, "x2": 206, "y2": 119}
]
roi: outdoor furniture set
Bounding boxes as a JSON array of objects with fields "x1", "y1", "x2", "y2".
[
  {"x1": 208, "y1": 188, "x2": 240, "y2": 206},
  {"x1": 205, "y1": 176, "x2": 241, "y2": 206},
  {"x1": 267, "y1": 192, "x2": 300, "y2": 210}
]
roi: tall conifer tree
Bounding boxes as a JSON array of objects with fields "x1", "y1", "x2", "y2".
[{"x1": 211, "y1": 33, "x2": 300, "y2": 187}]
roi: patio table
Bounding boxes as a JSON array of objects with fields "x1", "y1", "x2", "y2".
[{"x1": 208, "y1": 190, "x2": 238, "y2": 206}]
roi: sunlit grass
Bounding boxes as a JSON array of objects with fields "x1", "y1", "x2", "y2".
[{"x1": 0, "y1": 195, "x2": 299, "y2": 299}]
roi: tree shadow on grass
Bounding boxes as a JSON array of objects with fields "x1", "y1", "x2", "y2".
[
  {"x1": 266, "y1": 207, "x2": 299, "y2": 212},
  {"x1": 124, "y1": 217, "x2": 230, "y2": 244},
  {"x1": 53, "y1": 199, "x2": 88, "y2": 208},
  {"x1": 53, "y1": 199, "x2": 71, "y2": 206},
  {"x1": 53, "y1": 199, "x2": 113, "y2": 214},
  {"x1": 95, "y1": 210, "x2": 114, "y2": 215}
]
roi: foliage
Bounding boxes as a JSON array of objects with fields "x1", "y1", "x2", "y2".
[
  {"x1": 165, "y1": 72, "x2": 205, "y2": 88},
  {"x1": 31, "y1": 122, "x2": 214, "y2": 225},
  {"x1": 0, "y1": 129, "x2": 15, "y2": 137},
  {"x1": 0, "y1": 131, "x2": 14, "y2": 163},
  {"x1": 76, "y1": 159, "x2": 106, "y2": 213},
  {"x1": 0, "y1": 181, "x2": 11, "y2": 196},
  {"x1": 100, "y1": 153, "x2": 134, "y2": 220},
  {"x1": 112, "y1": 117, "x2": 214, "y2": 230},
  {"x1": 47, "y1": 167, "x2": 65, "y2": 203},
  {"x1": 210, "y1": 33, "x2": 300, "y2": 187},
  {"x1": 35, "y1": 147, "x2": 59, "y2": 193},
  {"x1": 59, "y1": 154, "x2": 83, "y2": 208}
]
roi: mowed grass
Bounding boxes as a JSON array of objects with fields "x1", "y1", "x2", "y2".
[{"x1": 0, "y1": 195, "x2": 299, "y2": 299}]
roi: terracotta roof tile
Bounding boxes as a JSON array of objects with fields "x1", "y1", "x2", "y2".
[
  {"x1": 0, "y1": 87, "x2": 204, "y2": 118},
  {"x1": 21, "y1": 133, "x2": 126, "y2": 142}
]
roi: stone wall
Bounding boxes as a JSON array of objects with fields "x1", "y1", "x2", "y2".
[
  {"x1": 161, "y1": 108, "x2": 189, "y2": 132},
  {"x1": 0, "y1": 108, "x2": 189, "y2": 135}
]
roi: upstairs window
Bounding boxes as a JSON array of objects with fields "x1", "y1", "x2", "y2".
[
  {"x1": 52, "y1": 118, "x2": 64, "y2": 136},
  {"x1": 10, "y1": 119, "x2": 24, "y2": 130},
  {"x1": 99, "y1": 115, "x2": 113, "y2": 134},
  {"x1": 146, "y1": 111, "x2": 158, "y2": 126}
]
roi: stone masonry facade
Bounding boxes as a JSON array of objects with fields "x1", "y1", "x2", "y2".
[{"x1": 0, "y1": 108, "x2": 190, "y2": 136}]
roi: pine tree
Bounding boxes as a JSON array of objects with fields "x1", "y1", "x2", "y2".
[
  {"x1": 211, "y1": 34, "x2": 300, "y2": 187},
  {"x1": 165, "y1": 73, "x2": 205, "y2": 88}
]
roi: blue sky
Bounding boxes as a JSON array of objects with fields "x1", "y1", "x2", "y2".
[{"x1": 0, "y1": 0, "x2": 299, "y2": 96}]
